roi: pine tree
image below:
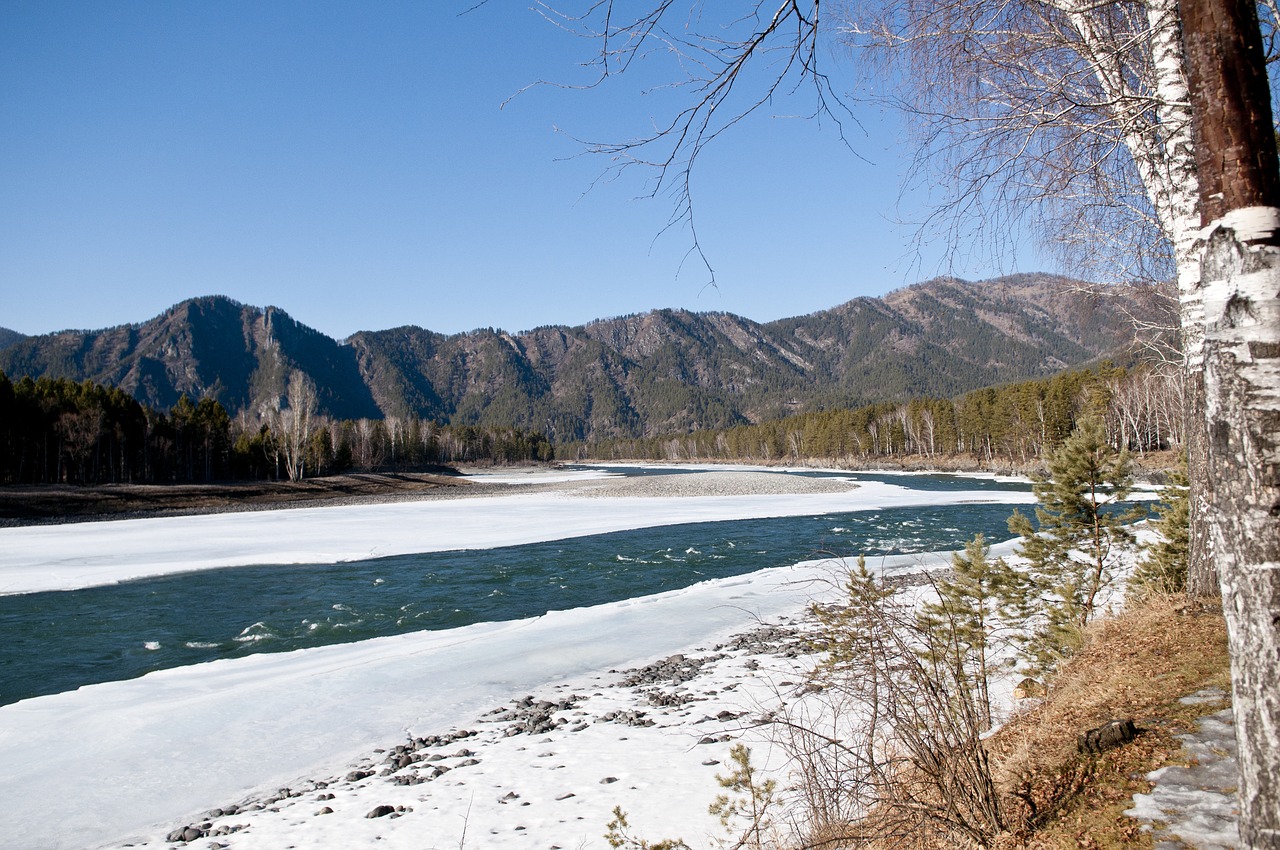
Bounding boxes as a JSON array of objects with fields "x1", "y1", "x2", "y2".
[
  {"x1": 917, "y1": 534, "x2": 1023, "y2": 728},
  {"x1": 1130, "y1": 463, "x2": 1190, "y2": 596},
  {"x1": 1007, "y1": 416, "x2": 1145, "y2": 671},
  {"x1": 810, "y1": 555, "x2": 897, "y2": 667}
]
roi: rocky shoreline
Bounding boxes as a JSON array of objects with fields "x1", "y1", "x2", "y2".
[
  {"x1": 0, "y1": 470, "x2": 474, "y2": 526},
  {"x1": 131, "y1": 616, "x2": 825, "y2": 850}
]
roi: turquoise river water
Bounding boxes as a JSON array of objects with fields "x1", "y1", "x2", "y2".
[{"x1": 0, "y1": 469, "x2": 1046, "y2": 706}]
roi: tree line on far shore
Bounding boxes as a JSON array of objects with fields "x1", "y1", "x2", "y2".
[
  {"x1": 0, "y1": 369, "x2": 554, "y2": 486},
  {"x1": 559, "y1": 363, "x2": 1183, "y2": 468},
  {"x1": 0, "y1": 361, "x2": 1178, "y2": 486}
]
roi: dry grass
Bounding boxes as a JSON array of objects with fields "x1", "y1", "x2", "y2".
[
  {"x1": 988, "y1": 594, "x2": 1230, "y2": 849},
  {"x1": 794, "y1": 594, "x2": 1231, "y2": 850}
]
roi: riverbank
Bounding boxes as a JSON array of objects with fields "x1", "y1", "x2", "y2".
[
  {"x1": 0, "y1": 447, "x2": 1177, "y2": 528},
  {"x1": 0, "y1": 463, "x2": 863, "y2": 527},
  {"x1": 95, "y1": 607, "x2": 833, "y2": 850},
  {"x1": 0, "y1": 468, "x2": 474, "y2": 526},
  {"x1": 580, "y1": 449, "x2": 1182, "y2": 481}
]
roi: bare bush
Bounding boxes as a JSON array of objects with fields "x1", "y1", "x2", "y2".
[{"x1": 794, "y1": 558, "x2": 1008, "y2": 848}]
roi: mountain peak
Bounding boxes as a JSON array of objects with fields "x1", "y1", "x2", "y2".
[{"x1": 0, "y1": 275, "x2": 1166, "y2": 439}]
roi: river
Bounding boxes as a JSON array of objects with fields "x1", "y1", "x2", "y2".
[{"x1": 0, "y1": 466, "x2": 1035, "y2": 706}]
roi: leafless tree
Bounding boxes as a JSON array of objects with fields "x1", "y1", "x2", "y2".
[
  {"x1": 266, "y1": 370, "x2": 318, "y2": 482},
  {"x1": 385, "y1": 415, "x2": 403, "y2": 466},
  {"x1": 354, "y1": 418, "x2": 382, "y2": 469},
  {"x1": 57, "y1": 407, "x2": 105, "y2": 484},
  {"x1": 1103, "y1": 365, "x2": 1184, "y2": 452},
  {"x1": 837, "y1": 1, "x2": 1197, "y2": 288}
]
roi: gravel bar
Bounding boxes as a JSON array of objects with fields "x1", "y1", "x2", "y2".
[{"x1": 564, "y1": 470, "x2": 858, "y2": 498}]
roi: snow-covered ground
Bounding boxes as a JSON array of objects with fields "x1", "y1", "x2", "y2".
[
  {"x1": 1127, "y1": 690, "x2": 1242, "y2": 849},
  {"x1": 0, "y1": 469, "x2": 1036, "y2": 850}
]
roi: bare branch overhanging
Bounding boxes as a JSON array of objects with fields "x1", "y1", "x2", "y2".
[
  {"x1": 530, "y1": 1, "x2": 855, "y2": 283},
  {"x1": 534, "y1": 1, "x2": 1275, "y2": 360}
]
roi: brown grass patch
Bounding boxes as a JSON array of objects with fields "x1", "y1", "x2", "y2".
[
  {"x1": 988, "y1": 594, "x2": 1230, "y2": 849},
  {"x1": 805, "y1": 595, "x2": 1230, "y2": 849}
]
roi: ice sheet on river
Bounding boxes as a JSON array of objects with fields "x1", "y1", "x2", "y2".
[
  {"x1": 0, "y1": 472, "x2": 1034, "y2": 849},
  {"x1": 0, "y1": 475, "x2": 1032, "y2": 595}
]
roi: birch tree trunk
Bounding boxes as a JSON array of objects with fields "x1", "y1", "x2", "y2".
[
  {"x1": 1180, "y1": 0, "x2": 1280, "y2": 843},
  {"x1": 278, "y1": 370, "x2": 317, "y2": 483},
  {"x1": 1146, "y1": 0, "x2": 1218, "y2": 596},
  {"x1": 1200, "y1": 213, "x2": 1280, "y2": 848}
]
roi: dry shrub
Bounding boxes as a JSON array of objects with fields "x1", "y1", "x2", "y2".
[
  {"x1": 787, "y1": 593, "x2": 1228, "y2": 850},
  {"x1": 794, "y1": 564, "x2": 1010, "y2": 850}
]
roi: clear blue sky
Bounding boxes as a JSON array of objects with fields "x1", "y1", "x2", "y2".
[{"x1": 1, "y1": 1, "x2": 1050, "y2": 340}]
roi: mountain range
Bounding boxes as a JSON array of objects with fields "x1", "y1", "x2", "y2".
[{"x1": 0, "y1": 274, "x2": 1166, "y2": 440}]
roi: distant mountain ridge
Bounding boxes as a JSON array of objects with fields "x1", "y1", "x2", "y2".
[
  {"x1": 0, "y1": 298, "x2": 381, "y2": 420},
  {"x1": 0, "y1": 274, "x2": 1166, "y2": 440}
]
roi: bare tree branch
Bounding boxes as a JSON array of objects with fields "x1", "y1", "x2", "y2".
[
  {"x1": 526, "y1": 2, "x2": 857, "y2": 282},
  {"x1": 834, "y1": 0, "x2": 1199, "y2": 291}
]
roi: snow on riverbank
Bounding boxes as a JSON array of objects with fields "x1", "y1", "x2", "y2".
[
  {"x1": 0, "y1": 469, "x2": 1033, "y2": 595},
  {"x1": 2, "y1": 548, "x2": 965, "y2": 850},
  {"x1": 0, "y1": 468, "x2": 1036, "y2": 849}
]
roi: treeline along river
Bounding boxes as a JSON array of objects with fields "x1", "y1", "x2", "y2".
[{"x1": 0, "y1": 469, "x2": 1047, "y2": 706}]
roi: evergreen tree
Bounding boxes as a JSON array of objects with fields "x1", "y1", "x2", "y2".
[
  {"x1": 1130, "y1": 463, "x2": 1190, "y2": 596},
  {"x1": 1006, "y1": 416, "x2": 1146, "y2": 671},
  {"x1": 810, "y1": 556, "x2": 897, "y2": 665},
  {"x1": 917, "y1": 534, "x2": 1023, "y2": 728}
]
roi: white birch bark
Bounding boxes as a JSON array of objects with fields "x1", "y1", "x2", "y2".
[
  {"x1": 1198, "y1": 206, "x2": 1280, "y2": 848},
  {"x1": 278, "y1": 370, "x2": 317, "y2": 482},
  {"x1": 1144, "y1": 0, "x2": 1218, "y2": 594}
]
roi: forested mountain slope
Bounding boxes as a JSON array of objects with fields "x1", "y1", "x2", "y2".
[
  {"x1": 0, "y1": 328, "x2": 27, "y2": 351},
  {"x1": 1, "y1": 274, "x2": 1167, "y2": 440},
  {"x1": 0, "y1": 297, "x2": 381, "y2": 420}
]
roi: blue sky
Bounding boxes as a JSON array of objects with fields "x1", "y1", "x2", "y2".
[{"x1": 1, "y1": 1, "x2": 1050, "y2": 340}]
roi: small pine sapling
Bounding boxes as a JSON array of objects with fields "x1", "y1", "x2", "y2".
[
  {"x1": 916, "y1": 534, "x2": 1024, "y2": 729},
  {"x1": 604, "y1": 806, "x2": 691, "y2": 850},
  {"x1": 1130, "y1": 462, "x2": 1190, "y2": 596},
  {"x1": 708, "y1": 744, "x2": 777, "y2": 849},
  {"x1": 1007, "y1": 416, "x2": 1146, "y2": 670},
  {"x1": 809, "y1": 555, "x2": 899, "y2": 665},
  {"x1": 602, "y1": 746, "x2": 776, "y2": 850}
]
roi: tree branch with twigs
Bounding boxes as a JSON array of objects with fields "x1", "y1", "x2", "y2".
[{"x1": 528, "y1": 1, "x2": 855, "y2": 281}]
